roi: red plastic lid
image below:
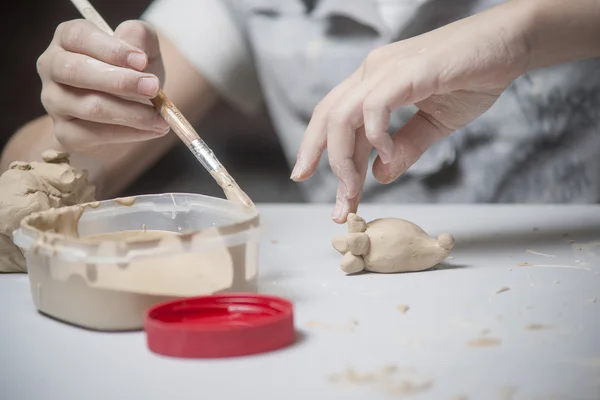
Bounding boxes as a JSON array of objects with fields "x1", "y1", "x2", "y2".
[{"x1": 144, "y1": 293, "x2": 295, "y2": 358}]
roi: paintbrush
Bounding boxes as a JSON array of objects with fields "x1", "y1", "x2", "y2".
[{"x1": 69, "y1": 0, "x2": 255, "y2": 208}]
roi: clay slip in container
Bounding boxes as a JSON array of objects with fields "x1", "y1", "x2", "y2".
[{"x1": 13, "y1": 193, "x2": 261, "y2": 331}]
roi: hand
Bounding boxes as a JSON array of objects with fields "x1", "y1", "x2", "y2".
[
  {"x1": 292, "y1": 4, "x2": 532, "y2": 223},
  {"x1": 37, "y1": 19, "x2": 169, "y2": 153}
]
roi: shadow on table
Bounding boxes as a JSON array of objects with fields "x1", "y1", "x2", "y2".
[
  {"x1": 342, "y1": 262, "x2": 471, "y2": 276},
  {"x1": 429, "y1": 262, "x2": 470, "y2": 271},
  {"x1": 38, "y1": 311, "x2": 143, "y2": 334},
  {"x1": 452, "y1": 223, "x2": 600, "y2": 253}
]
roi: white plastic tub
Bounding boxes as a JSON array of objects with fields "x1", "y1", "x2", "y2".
[{"x1": 13, "y1": 193, "x2": 261, "y2": 331}]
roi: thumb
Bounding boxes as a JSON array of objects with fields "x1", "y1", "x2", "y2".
[{"x1": 372, "y1": 110, "x2": 450, "y2": 184}]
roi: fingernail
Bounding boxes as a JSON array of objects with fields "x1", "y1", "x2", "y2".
[
  {"x1": 153, "y1": 114, "x2": 169, "y2": 132},
  {"x1": 127, "y1": 52, "x2": 147, "y2": 70},
  {"x1": 138, "y1": 76, "x2": 159, "y2": 97},
  {"x1": 379, "y1": 148, "x2": 392, "y2": 164},
  {"x1": 290, "y1": 162, "x2": 304, "y2": 180}
]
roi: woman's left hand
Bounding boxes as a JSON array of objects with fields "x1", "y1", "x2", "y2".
[{"x1": 291, "y1": 2, "x2": 532, "y2": 223}]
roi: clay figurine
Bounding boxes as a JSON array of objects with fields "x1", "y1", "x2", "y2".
[{"x1": 332, "y1": 213, "x2": 455, "y2": 274}]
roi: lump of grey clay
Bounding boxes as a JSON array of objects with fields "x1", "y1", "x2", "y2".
[{"x1": 332, "y1": 213, "x2": 455, "y2": 274}]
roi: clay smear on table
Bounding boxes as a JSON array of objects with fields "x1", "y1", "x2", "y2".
[
  {"x1": 525, "y1": 249, "x2": 556, "y2": 258},
  {"x1": 525, "y1": 324, "x2": 553, "y2": 331},
  {"x1": 495, "y1": 286, "x2": 510, "y2": 295},
  {"x1": 332, "y1": 213, "x2": 455, "y2": 274},
  {"x1": 328, "y1": 365, "x2": 434, "y2": 397},
  {"x1": 517, "y1": 262, "x2": 590, "y2": 271},
  {"x1": 467, "y1": 337, "x2": 502, "y2": 348},
  {"x1": 0, "y1": 150, "x2": 95, "y2": 273}
]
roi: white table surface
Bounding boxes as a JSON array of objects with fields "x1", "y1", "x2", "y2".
[{"x1": 2, "y1": 204, "x2": 600, "y2": 400}]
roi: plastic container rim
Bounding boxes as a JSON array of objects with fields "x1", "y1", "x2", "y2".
[{"x1": 13, "y1": 193, "x2": 262, "y2": 264}]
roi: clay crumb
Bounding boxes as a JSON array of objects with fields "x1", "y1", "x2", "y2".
[
  {"x1": 467, "y1": 337, "x2": 502, "y2": 348},
  {"x1": 467, "y1": 337, "x2": 501, "y2": 348},
  {"x1": 496, "y1": 286, "x2": 510, "y2": 295},
  {"x1": 142, "y1": 224, "x2": 147, "y2": 232},
  {"x1": 271, "y1": 239, "x2": 278, "y2": 244},
  {"x1": 115, "y1": 196, "x2": 136, "y2": 206},
  {"x1": 525, "y1": 324, "x2": 553, "y2": 331},
  {"x1": 590, "y1": 297, "x2": 597, "y2": 304},
  {"x1": 397, "y1": 304, "x2": 410, "y2": 314},
  {"x1": 451, "y1": 396, "x2": 469, "y2": 400},
  {"x1": 554, "y1": 280, "x2": 560, "y2": 284},
  {"x1": 446, "y1": 256, "x2": 455, "y2": 260},
  {"x1": 41, "y1": 149, "x2": 70, "y2": 164},
  {"x1": 517, "y1": 262, "x2": 533, "y2": 267},
  {"x1": 87, "y1": 201, "x2": 100, "y2": 209},
  {"x1": 526, "y1": 249, "x2": 556, "y2": 258},
  {"x1": 479, "y1": 329, "x2": 491, "y2": 336}
]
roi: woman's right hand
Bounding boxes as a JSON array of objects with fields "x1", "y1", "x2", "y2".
[{"x1": 37, "y1": 19, "x2": 170, "y2": 153}]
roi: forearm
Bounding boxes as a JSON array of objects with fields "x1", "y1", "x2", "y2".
[
  {"x1": 0, "y1": 115, "x2": 178, "y2": 199},
  {"x1": 1, "y1": 116, "x2": 63, "y2": 172},
  {"x1": 0, "y1": 116, "x2": 102, "y2": 179},
  {"x1": 519, "y1": 0, "x2": 600, "y2": 71}
]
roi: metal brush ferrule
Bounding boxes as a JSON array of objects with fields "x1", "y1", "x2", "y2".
[{"x1": 189, "y1": 139, "x2": 220, "y2": 172}]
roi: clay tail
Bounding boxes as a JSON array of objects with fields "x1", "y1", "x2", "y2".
[{"x1": 437, "y1": 233, "x2": 455, "y2": 251}]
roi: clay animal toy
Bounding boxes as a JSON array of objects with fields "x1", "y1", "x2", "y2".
[{"x1": 332, "y1": 213, "x2": 455, "y2": 274}]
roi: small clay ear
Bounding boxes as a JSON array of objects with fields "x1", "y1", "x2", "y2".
[
  {"x1": 347, "y1": 213, "x2": 367, "y2": 233},
  {"x1": 340, "y1": 252, "x2": 365, "y2": 274},
  {"x1": 347, "y1": 232, "x2": 370, "y2": 256},
  {"x1": 332, "y1": 235, "x2": 349, "y2": 254}
]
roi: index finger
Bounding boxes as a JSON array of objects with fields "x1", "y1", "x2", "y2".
[
  {"x1": 55, "y1": 19, "x2": 148, "y2": 71},
  {"x1": 291, "y1": 70, "x2": 361, "y2": 181}
]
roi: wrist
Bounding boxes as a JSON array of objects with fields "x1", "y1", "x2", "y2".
[{"x1": 517, "y1": 0, "x2": 600, "y2": 72}]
